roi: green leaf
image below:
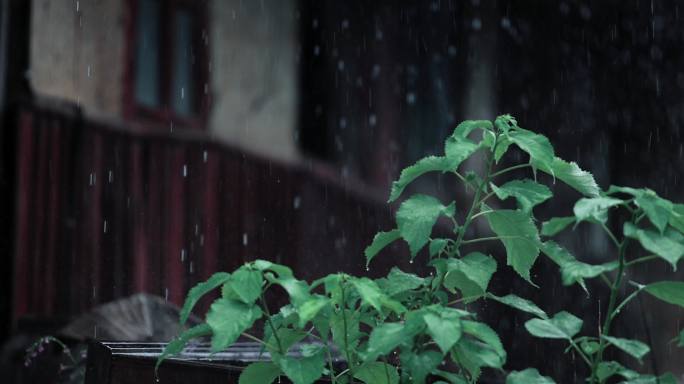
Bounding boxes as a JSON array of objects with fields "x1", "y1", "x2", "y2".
[
  {"x1": 400, "y1": 350, "x2": 442, "y2": 384},
  {"x1": 669, "y1": 204, "x2": 684, "y2": 233},
  {"x1": 434, "y1": 370, "x2": 469, "y2": 384},
  {"x1": 206, "y1": 299, "x2": 262, "y2": 352},
  {"x1": 365, "y1": 230, "x2": 401, "y2": 267},
  {"x1": 532, "y1": 156, "x2": 600, "y2": 197},
  {"x1": 429, "y1": 238, "x2": 449, "y2": 257},
  {"x1": 506, "y1": 368, "x2": 556, "y2": 384},
  {"x1": 677, "y1": 329, "x2": 684, "y2": 347},
  {"x1": 444, "y1": 135, "x2": 480, "y2": 169},
  {"x1": 351, "y1": 277, "x2": 406, "y2": 315},
  {"x1": 573, "y1": 197, "x2": 624, "y2": 224},
  {"x1": 644, "y1": 281, "x2": 684, "y2": 308},
  {"x1": 525, "y1": 311, "x2": 582, "y2": 340},
  {"x1": 380, "y1": 267, "x2": 425, "y2": 296},
  {"x1": 490, "y1": 179, "x2": 552, "y2": 214},
  {"x1": 443, "y1": 252, "x2": 497, "y2": 301},
  {"x1": 388, "y1": 156, "x2": 455, "y2": 202},
  {"x1": 541, "y1": 216, "x2": 575, "y2": 236},
  {"x1": 462, "y1": 320, "x2": 506, "y2": 362},
  {"x1": 278, "y1": 347, "x2": 326, "y2": 384},
  {"x1": 540, "y1": 241, "x2": 617, "y2": 292},
  {"x1": 265, "y1": 328, "x2": 308, "y2": 355},
  {"x1": 580, "y1": 340, "x2": 600, "y2": 355},
  {"x1": 363, "y1": 322, "x2": 418, "y2": 361},
  {"x1": 239, "y1": 362, "x2": 282, "y2": 384},
  {"x1": 229, "y1": 267, "x2": 263, "y2": 304},
  {"x1": 353, "y1": 362, "x2": 399, "y2": 384},
  {"x1": 488, "y1": 293, "x2": 548, "y2": 319},
  {"x1": 331, "y1": 309, "x2": 361, "y2": 355},
  {"x1": 494, "y1": 135, "x2": 512, "y2": 163},
  {"x1": 179, "y1": 272, "x2": 231, "y2": 325},
  {"x1": 494, "y1": 114, "x2": 518, "y2": 133},
  {"x1": 269, "y1": 275, "x2": 311, "y2": 307},
  {"x1": 602, "y1": 336, "x2": 650, "y2": 360},
  {"x1": 624, "y1": 223, "x2": 684, "y2": 269},
  {"x1": 453, "y1": 119, "x2": 494, "y2": 138},
  {"x1": 297, "y1": 295, "x2": 330, "y2": 328},
  {"x1": 156, "y1": 324, "x2": 212, "y2": 371},
  {"x1": 485, "y1": 209, "x2": 540, "y2": 282},
  {"x1": 507, "y1": 128, "x2": 555, "y2": 166},
  {"x1": 423, "y1": 307, "x2": 464, "y2": 354},
  {"x1": 451, "y1": 338, "x2": 504, "y2": 380},
  {"x1": 252, "y1": 260, "x2": 294, "y2": 277},
  {"x1": 396, "y1": 194, "x2": 455, "y2": 257},
  {"x1": 635, "y1": 192, "x2": 672, "y2": 234},
  {"x1": 595, "y1": 361, "x2": 639, "y2": 382}
]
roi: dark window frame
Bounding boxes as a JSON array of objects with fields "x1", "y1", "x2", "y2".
[{"x1": 123, "y1": 0, "x2": 210, "y2": 130}]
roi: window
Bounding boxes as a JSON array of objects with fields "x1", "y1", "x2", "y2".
[{"x1": 126, "y1": 0, "x2": 208, "y2": 128}]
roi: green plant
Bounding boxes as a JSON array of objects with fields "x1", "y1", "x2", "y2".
[{"x1": 158, "y1": 115, "x2": 684, "y2": 383}]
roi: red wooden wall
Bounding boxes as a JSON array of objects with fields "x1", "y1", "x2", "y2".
[{"x1": 11, "y1": 98, "x2": 403, "y2": 324}]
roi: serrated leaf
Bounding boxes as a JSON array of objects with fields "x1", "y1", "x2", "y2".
[
  {"x1": 635, "y1": 192, "x2": 672, "y2": 234},
  {"x1": 444, "y1": 135, "x2": 481, "y2": 170},
  {"x1": 363, "y1": 322, "x2": 418, "y2": 361},
  {"x1": 540, "y1": 241, "x2": 617, "y2": 292},
  {"x1": 451, "y1": 338, "x2": 504, "y2": 380},
  {"x1": 278, "y1": 348, "x2": 326, "y2": 384},
  {"x1": 179, "y1": 272, "x2": 231, "y2": 325},
  {"x1": 644, "y1": 281, "x2": 684, "y2": 308},
  {"x1": 508, "y1": 128, "x2": 555, "y2": 166},
  {"x1": 331, "y1": 309, "x2": 361, "y2": 356},
  {"x1": 462, "y1": 320, "x2": 506, "y2": 362},
  {"x1": 434, "y1": 369, "x2": 469, "y2": 384},
  {"x1": 396, "y1": 194, "x2": 455, "y2": 257},
  {"x1": 573, "y1": 197, "x2": 624, "y2": 224},
  {"x1": 485, "y1": 209, "x2": 540, "y2": 282},
  {"x1": 541, "y1": 216, "x2": 575, "y2": 236},
  {"x1": 580, "y1": 340, "x2": 600, "y2": 355},
  {"x1": 265, "y1": 328, "x2": 307, "y2": 355},
  {"x1": 423, "y1": 307, "x2": 464, "y2": 354},
  {"x1": 506, "y1": 368, "x2": 556, "y2": 384},
  {"x1": 525, "y1": 311, "x2": 582, "y2": 340},
  {"x1": 678, "y1": 329, "x2": 684, "y2": 347},
  {"x1": 603, "y1": 336, "x2": 650, "y2": 360},
  {"x1": 252, "y1": 259, "x2": 294, "y2": 277},
  {"x1": 156, "y1": 324, "x2": 212, "y2": 371},
  {"x1": 269, "y1": 275, "x2": 311, "y2": 307},
  {"x1": 669, "y1": 204, "x2": 684, "y2": 234},
  {"x1": 624, "y1": 223, "x2": 684, "y2": 269},
  {"x1": 297, "y1": 295, "x2": 330, "y2": 328},
  {"x1": 380, "y1": 267, "x2": 425, "y2": 296},
  {"x1": 443, "y1": 252, "x2": 497, "y2": 301},
  {"x1": 230, "y1": 267, "x2": 263, "y2": 304},
  {"x1": 388, "y1": 156, "x2": 455, "y2": 202},
  {"x1": 429, "y1": 238, "x2": 449, "y2": 257},
  {"x1": 532, "y1": 156, "x2": 600, "y2": 197},
  {"x1": 239, "y1": 362, "x2": 282, "y2": 384},
  {"x1": 351, "y1": 277, "x2": 406, "y2": 315},
  {"x1": 365, "y1": 230, "x2": 401, "y2": 267},
  {"x1": 353, "y1": 362, "x2": 399, "y2": 384},
  {"x1": 494, "y1": 135, "x2": 512, "y2": 163},
  {"x1": 206, "y1": 299, "x2": 262, "y2": 352},
  {"x1": 488, "y1": 293, "x2": 548, "y2": 319},
  {"x1": 453, "y1": 119, "x2": 494, "y2": 138},
  {"x1": 494, "y1": 114, "x2": 518, "y2": 133},
  {"x1": 596, "y1": 361, "x2": 640, "y2": 382},
  {"x1": 491, "y1": 179, "x2": 552, "y2": 214},
  {"x1": 400, "y1": 349, "x2": 442, "y2": 384}
]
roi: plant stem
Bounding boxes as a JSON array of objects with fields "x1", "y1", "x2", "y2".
[
  {"x1": 461, "y1": 235, "x2": 536, "y2": 245},
  {"x1": 470, "y1": 210, "x2": 494, "y2": 220},
  {"x1": 613, "y1": 284, "x2": 646, "y2": 317},
  {"x1": 625, "y1": 254, "x2": 658, "y2": 267},
  {"x1": 340, "y1": 281, "x2": 355, "y2": 379},
  {"x1": 591, "y1": 239, "x2": 628, "y2": 383},
  {"x1": 490, "y1": 163, "x2": 531, "y2": 178},
  {"x1": 241, "y1": 332, "x2": 278, "y2": 351},
  {"x1": 260, "y1": 292, "x2": 284, "y2": 354},
  {"x1": 600, "y1": 222, "x2": 620, "y2": 248},
  {"x1": 454, "y1": 148, "x2": 496, "y2": 250},
  {"x1": 568, "y1": 339, "x2": 593, "y2": 367}
]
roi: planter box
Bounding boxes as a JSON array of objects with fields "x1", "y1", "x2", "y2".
[{"x1": 85, "y1": 341, "x2": 276, "y2": 384}]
